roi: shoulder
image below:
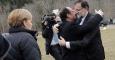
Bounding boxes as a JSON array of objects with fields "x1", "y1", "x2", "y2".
[
  {"x1": 17, "y1": 32, "x2": 37, "y2": 49},
  {"x1": 10, "y1": 32, "x2": 36, "y2": 44},
  {"x1": 87, "y1": 13, "x2": 94, "y2": 17},
  {"x1": 88, "y1": 13, "x2": 101, "y2": 18},
  {"x1": 89, "y1": 13, "x2": 102, "y2": 20},
  {"x1": 19, "y1": 32, "x2": 36, "y2": 41},
  {"x1": 15, "y1": 32, "x2": 34, "y2": 38}
]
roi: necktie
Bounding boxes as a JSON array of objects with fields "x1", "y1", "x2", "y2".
[{"x1": 76, "y1": 16, "x2": 83, "y2": 24}]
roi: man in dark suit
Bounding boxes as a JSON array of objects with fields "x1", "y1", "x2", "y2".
[
  {"x1": 57, "y1": 7, "x2": 84, "y2": 60},
  {"x1": 58, "y1": 0, "x2": 105, "y2": 60}
]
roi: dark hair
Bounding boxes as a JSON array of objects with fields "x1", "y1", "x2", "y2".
[
  {"x1": 59, "y1": 8, "x2": 70, "y2": 21},
  {"x1": 74, "y1": 0, "x2": 89, "y2": 10}
]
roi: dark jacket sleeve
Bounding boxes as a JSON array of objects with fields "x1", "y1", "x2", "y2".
[
  {"x1": 73, "y1": 14, "x2": 103, "y2": 34},
  {"x1": 70, "y1": 29, "x2": 97, "y2": 50},
  {"x1": 69, "y1": 14, "x2": 102, "y2": 50},
  {"x1": 19, "y1": 34, "x2": 41, "y2": 60}
]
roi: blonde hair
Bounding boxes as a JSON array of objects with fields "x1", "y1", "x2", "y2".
[{"x1": 8, "y1": 9, "x2": 32, "y2": 27}]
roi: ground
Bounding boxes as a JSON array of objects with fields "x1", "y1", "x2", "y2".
[{"x1": 37, "y1": 25, "x2": 115, "y2": 60}]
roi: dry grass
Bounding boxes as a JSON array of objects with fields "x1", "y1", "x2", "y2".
[
  {"x1": 101, "y1": 29, "x2": 115, "y2": 60},
  {"x1": 37, "y1": 34, "x2": 54, "y2": 60}
]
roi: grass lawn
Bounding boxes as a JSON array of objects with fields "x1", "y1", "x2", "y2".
[
  {"x1": 101, "y1": 29, "x2": 115, "y2": 60},
  {"x1": 37, "y1": 28, "x2": 115, "y2": 60}
]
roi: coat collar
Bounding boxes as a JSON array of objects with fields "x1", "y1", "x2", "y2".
[{"x1": 9, "y1": 27, "x2": 38, "y2": 40}]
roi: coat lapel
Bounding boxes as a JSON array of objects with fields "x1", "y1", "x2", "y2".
[{"x1": 83, "y1": 13, "x2": 91, "y2": 24}]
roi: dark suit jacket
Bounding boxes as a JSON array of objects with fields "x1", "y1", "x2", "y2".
[
  {"x1": 59, "y1": 21, "x2": 87, "y2": 60},
  {"x1": 60, "y1": 13, "x2": 105, "y2": 60}
]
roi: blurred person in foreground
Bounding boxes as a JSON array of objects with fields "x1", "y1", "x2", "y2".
[
  {"x1": 0, "y1": 33, "x2": 11, "y2": 60},
  {"x1": 3, "y1": 9, "x2": 41, "y2": 60}
]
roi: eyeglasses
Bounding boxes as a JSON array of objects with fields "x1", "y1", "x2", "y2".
[{"x1": 76, "y1": 8, "x2": 83, "y2": 11}]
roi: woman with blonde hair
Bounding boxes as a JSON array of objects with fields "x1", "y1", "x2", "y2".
[{"x1": 3, "y1": 9, "x2": 41, "y2": 60}]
